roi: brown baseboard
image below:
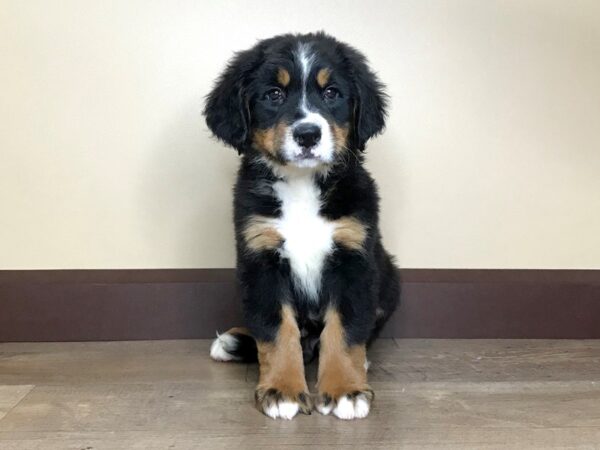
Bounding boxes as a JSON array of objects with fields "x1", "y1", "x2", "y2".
[{"x1": 0, "y1": 269, "x2": 599, "y2": 341}]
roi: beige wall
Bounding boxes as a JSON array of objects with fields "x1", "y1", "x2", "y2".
[{"x1": 1, "y1": 0, "x2": 599, "y2": 270}]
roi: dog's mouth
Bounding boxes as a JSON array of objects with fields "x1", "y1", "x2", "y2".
[
  {"x1": 298, "y1": 147, "x2": 318, "y2": 159},
  {"x1": 286, "y1": 148, "x2": 330, "y2": 168}
]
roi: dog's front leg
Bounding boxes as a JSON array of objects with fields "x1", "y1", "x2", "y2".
[
  {"x1": 314, "y1": 249, "x2": 376, "y2": 420},
  {"x1": 315, "y1": 307, "x2": 373, "y2": 420},
  {"x1": 254, "y1": 304, "x2": 312, "y2": 420}
]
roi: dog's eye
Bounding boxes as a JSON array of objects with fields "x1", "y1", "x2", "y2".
[
  {"x1": 323, "y1": 86, "x2": 340, "y2": 101},
  {"x1": 263, "y1": 88, "x2": 286, "y2": 104}
]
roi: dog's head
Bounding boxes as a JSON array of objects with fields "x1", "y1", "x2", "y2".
[{"x1": 204, "y1": 32, "x2": 387, "y2": 169}]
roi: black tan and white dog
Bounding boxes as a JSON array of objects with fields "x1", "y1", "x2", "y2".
[{"x1": 204, "y1": 32, "x2": 400, "y2": 420}]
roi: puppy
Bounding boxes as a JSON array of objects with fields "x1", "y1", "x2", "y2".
[{"x1": 204, "y1": 32, "x2": 400, "y2": 420}]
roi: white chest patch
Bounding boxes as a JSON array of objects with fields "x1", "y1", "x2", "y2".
[{"x1": 273, "y1": 175, "x2": 334, "y2": 301}]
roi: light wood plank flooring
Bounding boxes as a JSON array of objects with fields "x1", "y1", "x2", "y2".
[{"x1": 1, "y1": 339, "x2": 600, "y2": 449}]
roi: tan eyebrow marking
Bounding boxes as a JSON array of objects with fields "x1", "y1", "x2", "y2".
[
  {"x1": 277, "y1": 67, "x2": 290, "y2": 87},
  {"x1": 317, "y1": 68, "x2": 331, "y2": 88}
]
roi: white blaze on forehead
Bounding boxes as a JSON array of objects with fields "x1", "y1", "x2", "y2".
[
  {"x1": 295, "y1": 42, "x2": 314, "y2": 114},
  {"x1": 296, "y1": 42, "x2": 315, "y2": 87},
  {"x1": 281, "y1": 42, "x2": 334, "y2": 167}
]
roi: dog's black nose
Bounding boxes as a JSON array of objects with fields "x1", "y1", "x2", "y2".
[{"x1": 293, "y1": 123, "x2": 321, "y2": 148}]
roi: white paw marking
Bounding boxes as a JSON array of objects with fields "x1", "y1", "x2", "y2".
[
  {"x1": 333, "y1": 396, "x2": 356, "y2": 420},
  {"x1": 319, "y1": 394, "x2": 371, "y2": 420},
  {"x1": 316, "y1": 401, "x2": 333, "y2": 416},
  {"x1": 264, "y1": 400, "x2": 300, "y2": 420},
  {"x1": 354, "y1": 396, "x2": 370, "y2": 418},
  {"x1": 209, "y1": 332, "x2": 241, "y2": 362}
]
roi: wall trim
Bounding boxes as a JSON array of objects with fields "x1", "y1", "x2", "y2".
[{"x1": 1, "y1": 269, "x2": 599, "y2": 341}]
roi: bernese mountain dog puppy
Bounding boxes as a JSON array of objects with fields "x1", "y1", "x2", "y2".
[{"x1": 204, "y1": 32, "x2": 400, "y2": 420}]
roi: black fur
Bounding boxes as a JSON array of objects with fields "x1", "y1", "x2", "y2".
[
  {"x1": 225, "y1": 331, "x2": 259, "y2": 363},
  {"x1": 204, "y1": 32, "x2": 399, "y2": 359}
]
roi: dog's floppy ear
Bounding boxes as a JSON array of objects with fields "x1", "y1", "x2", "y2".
[
  {"x1": 204, "y1": 48, "x2": 260, "y2": 154},
  {"x1": 341, "y1": 44, "x2": 388, "y2": 151}
]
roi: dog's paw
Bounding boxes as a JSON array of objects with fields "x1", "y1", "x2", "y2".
[
  {"x1": 255, "y1": 388, "x2": 312, "y2": 420},
  {"x1": 316, "y1": 389, "x2": 374, "y2": 420}
]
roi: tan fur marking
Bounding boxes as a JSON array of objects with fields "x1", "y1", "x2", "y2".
[
  {"x1": 225, "y1": 326, "x2": 252, "y2": 337},
  {"x1": 255, "y1": 305, "x2": 311, "y2": 414},
  {"x1": 256, "y1": 305, "x2": 306, "y2": 393},
  {"x1": 277, "y1": 67, "x2": 290, "y2": 87},
  {"x1": 332, "y1": 216, "x2": 368, "y2": 251},
  {"x1": 252, "y1": 128, "x2": 277, "y2": 156},
  {"x1": 317, "y1": 309, "x2": 370, "y2": 398},
  {"x1": 242, "y1": 215, "x2": 283, "y2": 252},
  {"x1": 317, "y1": 68, "x2": 331, "y2": 88},
  {"x1": 252, "y1": 122, "x2": 288, "y2": 157},
  {"x1": 332, "y1": 124, "x2": 350, "y2": 153}
]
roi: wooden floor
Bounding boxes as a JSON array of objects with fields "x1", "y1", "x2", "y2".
[{"x1": 1, "y1": 340, "x2": 600, "y2": 449}]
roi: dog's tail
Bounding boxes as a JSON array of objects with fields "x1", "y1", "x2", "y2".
[{"x1": 209, "y1": 327, "x2": 258, "y2": 363}]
